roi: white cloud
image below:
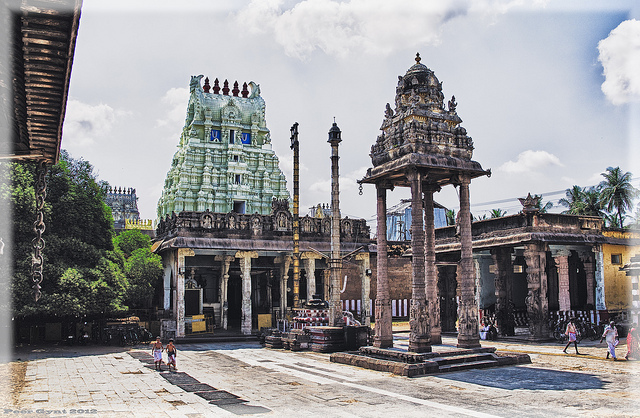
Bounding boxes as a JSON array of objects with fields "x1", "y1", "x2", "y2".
[
  {"x1": 309, "y1": 165, "x2": 368, "y2": 193},
  {"x1": 598, "y1": 19, "x2": 640, "y2": 105},
  {"x1": 62, "y1": 99, "x2": 123, "y2": 148},
  {"x1": 157, "y1": 87, "x2": 190, "y2": 128},
  {"x1": 235, "y1": 0, "x2": 536, "y2": 59},
  {"x1": 498, "y1": 150, "x2": 563, "y2": 174}
]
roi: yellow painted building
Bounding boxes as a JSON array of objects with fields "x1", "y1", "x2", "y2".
[{"x1": 602, "y1": 229, "x2": 640, "y2": 311}]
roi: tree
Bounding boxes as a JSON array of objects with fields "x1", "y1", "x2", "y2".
[
  {"x1": 114, "y1": 229, "x2": 152, "y2": 257},
  {"x1": 124, "y1": 247, "x2": 163, "y2": 308},
  {"x1": 446, "y1": 209, "x2": 456, "y2": 226},
  {"x1": 599, "y1": 167, "x2": 638, "y2": 228},
  {"x1": 490, "y1": 209, "x2": 507, "y2": 218},
  {"x1": 559, "y1": 185, "x2": 604, "y2": 217},
  {"x1": 536, "y1": 197, "x2": 553, "y2": 213},
  {"x1": 8, "y1": 151, "x2": 125, "y2": 318}
]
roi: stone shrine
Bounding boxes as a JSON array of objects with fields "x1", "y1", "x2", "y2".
[{"x1": 359, "y1": 53, "x2": 490, "y2": 351}]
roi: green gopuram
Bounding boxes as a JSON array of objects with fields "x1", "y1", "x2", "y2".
[{"x1": 157, "y1": 75, "x2": 290, "y2": 219}]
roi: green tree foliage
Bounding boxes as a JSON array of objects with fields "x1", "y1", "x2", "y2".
[
  {"x1": 125, "y1": 247, "x2": 163, "y2": 308},
  {"x1": 490, "y1": 209, "x2": 507, "y2": 218},
  {"x1": 445, "y1": 209, "x2": 456, "y2": 226},
  {"x1": 114, "y1": 229, "x2": 152, "y2": 257},
  {"x1": 559, "y1": 185, "x2": 604, "y2": 217},
  {"x1": 8, "y1": 151, "x2": 122, "y2": 318},
  {"x1": 599, "y1": 166, "x2": 639, "y2": 228}
]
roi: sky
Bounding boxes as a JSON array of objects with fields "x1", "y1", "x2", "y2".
[{"x1": 60, "y1": 0, "x2": 640, "y2": 224}]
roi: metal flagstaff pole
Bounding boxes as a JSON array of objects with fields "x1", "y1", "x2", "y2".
[{"x1": 290, "y1": 123, "x2": 301, "y2": 309}]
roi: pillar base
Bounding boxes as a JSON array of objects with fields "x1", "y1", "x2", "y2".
[
  {"x1": 373, "y1": 337, "x2": 393, "y2": 349},
  {"x1": 429, "y1": 334, "x2": 442, "y2": 345},
  {"x1": 408, "y1": 339, "x2": 432, "y2": 353},
  {"x1": 457, "y1": 337, "x2": 481, "y2": 349}
]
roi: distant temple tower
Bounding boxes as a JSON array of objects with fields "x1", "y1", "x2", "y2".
[
  {"x1": 105, "y1": 186, "x2": 141, "y2": 230},
  {"x1": 157, "y1": 76, "x2": 290, "y2": 218}
]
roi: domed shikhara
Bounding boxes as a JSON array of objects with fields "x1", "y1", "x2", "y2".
[{"x1": 362, "y1": 53, "x2": 489, "y2": 188}]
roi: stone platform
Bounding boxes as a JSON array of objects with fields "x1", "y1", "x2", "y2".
[{"x1": 330, "y1": 345, "x2": 530, "y2": 377}]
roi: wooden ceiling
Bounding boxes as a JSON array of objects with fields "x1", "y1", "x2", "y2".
[{"x1": 3, "y1": 0, "x2": 82, "y2": 164}]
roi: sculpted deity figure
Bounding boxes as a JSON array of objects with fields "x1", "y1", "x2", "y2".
[{"x1": 384, "y1": 103, "x2": 393, "y2": 119}]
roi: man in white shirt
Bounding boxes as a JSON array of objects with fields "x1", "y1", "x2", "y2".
[{"x1": 600, "y1": 321, "x2": 619, "y2": 360}]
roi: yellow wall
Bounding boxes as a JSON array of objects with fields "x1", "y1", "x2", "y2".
[{"x1": 602, "y1": 230, "x2": 640, "y2": 311}]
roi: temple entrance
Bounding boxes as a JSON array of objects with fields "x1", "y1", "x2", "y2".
[
  {"x1": 438, "y1": 265, "x2": 458, "y2": 333},
  {"x1": 227, "y1": 275, "x2": 242, "y2": 329}
]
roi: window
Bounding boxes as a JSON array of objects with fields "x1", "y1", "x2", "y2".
[
  {"x1": 235, "y1": 174, "x2": 241, "y2": 184},
  {"x1": 611, "y1": 254, "x2": 622, "y2": 265},
  {"x1": 229, "y1": 130, "x2": 235, "y2": 143},
  {"x1": 233, "y1": 201, "x2": 246, "y2": 214},
  {"x1": 233, "y1": 155, "x2": 239, "y2": 162}
]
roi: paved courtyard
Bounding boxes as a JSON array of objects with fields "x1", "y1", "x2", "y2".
[{"x1": 2, "y1": 334, "x2": 639, "y2": 417}]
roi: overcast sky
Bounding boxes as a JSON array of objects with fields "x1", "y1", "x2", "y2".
[{"x1": 61, "y1": 0, "x2": 640, "y2": 224}]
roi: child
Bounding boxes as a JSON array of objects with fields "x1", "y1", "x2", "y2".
[
  {"x1": 151, "y1": 337, "x2": 164, "y2": 370},
  {"x1": 166, "y1": 339, "x2": 177, "y2": 371}
]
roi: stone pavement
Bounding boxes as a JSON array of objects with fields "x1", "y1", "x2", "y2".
[{"x1": 2, "y1": 334, "x2": 639, "y2": 418}]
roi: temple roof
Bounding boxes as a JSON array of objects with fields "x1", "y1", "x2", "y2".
[
  {"x1": 360, "y1": 53, "x2": 490, "y2": 187},
  {"x1": 1, "y1": 0, "x2": 82, "y2": 164}
]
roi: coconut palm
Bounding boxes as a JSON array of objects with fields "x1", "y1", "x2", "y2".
[
  {"x1": 599, "y1": 167, "x2": 638, "y2": 228},
  {"x1": 559, "y1": 185, "x2": 603, "y2": 217},
  {"x1": 490, "y1": 208, "x2": 507, "y2": 218},
  {"x1": 445, "y1": 209, "x2": 456, "y2": 226}
]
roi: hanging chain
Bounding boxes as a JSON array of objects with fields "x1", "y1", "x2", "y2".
[
  {"x1": 358, "y1": 183, "x2": 363, "y2": 196},
  {"x1": 32, "y1": 160, "x2": 48, "y2": 301}
]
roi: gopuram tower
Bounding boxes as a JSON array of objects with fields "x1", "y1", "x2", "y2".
[
  {"x1": 359, "y1": 54, "x2": 490, "y2": 350},
  {"x1": 157, "y1": 76, "x2": 289, "y2": 218}
]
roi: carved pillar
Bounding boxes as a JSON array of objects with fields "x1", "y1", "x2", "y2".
[
  {"x1": 524, "y1": 242, "x2": 549, "y2": 340},
  {"x1": 302, "y1": 252, "x2": 322, "y2": 301},
  {"x1": 456, "y1": 177, "x2": 479, "y2": 348},
  {"x1": 356, "y1": 252, "x2": 372, "y2": 326},
  {"x1": 408, "y1": 169, "x2": 430, "y2": 353},
  {"x1": 579, "y1": 250, "x2": 596, "y2": 307},
  {"x1": 423, "y1": 183, "x2": 441, "y2": 344},
  {"x1": 373, "y1": 184, "x2": 393, "y2": 348},
  {"x1": 237, "y1": 251, "x2": 258, "y2": 335},
  {"x1": 176, "y1": 248, "x2": 195, "y2": 337},
  {"x1": 277, "y1": 256, "x2": 292, "y2": 318},
  {"x1": 491, "y1": 247, "x2": 514, "y2": 336},
  {"x1": 594, "y1": 245, "x2": 606, "y2": 311},
  {"x1": 553, "y1": 250, "x2": 571, "y2": 312},
  {"x1": 215, "y1": 255, "x2": 234, "y2": 330}
]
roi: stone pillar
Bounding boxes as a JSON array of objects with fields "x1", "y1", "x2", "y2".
[
  {"x1": 356, "y1": 252, "x2": 372, "y2": 326},
  {"x1": 215, "y1": 255, "x2": 234, "y2": 330},
  {"x1": 278, "y1": 256, "x2": 292, "y2": 318},
  {"x1": 553, "y1": 250, "x2": 571, "y2": 312},
  {"x1": 579, "y1": 250, "x2": 596, "y2": 307},
  {"x1": 408, "y1": 169, "x2": 430, "y2": 353},
  {"x1": 594, "y1": 245, "x2": 606, "y2": 311},
  {"x1": 302, "y1": 252, "x2": 322, "y2": 301},
  {"x1": 423, "y1": 183, "x2": 441, "y2": 344},
  {"x1": 176, "y1": 248, "x2": 195, "y2": 338},
  {"x1": 237, "y1": 251, "x2": 258, "y2": 335},
  {"x1": 524, "y1": 242, "x2": 549, "y2": 340},
  {"x1": 457, "y1": 177, "x2": 480, "y2": 348},
  {"x1": 373, "y1": 184, "x2": 393, "y2": 348},
  {"x1": 491, "y1": 247, "x2": 514, "y2": 336}
]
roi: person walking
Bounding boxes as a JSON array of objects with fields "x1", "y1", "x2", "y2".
[
  {"x1": 563, "y1": 318, "x2": 581, "y2": 354},
  {"x1": 600, "y1": 321, "x2": 619, "y2": 360},
  {"x1": 166, "y1": 339, "x2": 177, "y2": 371},
  {"x1": 626, "y1": 324, "x2": 638, "y2": 360},
  {"x1": 151, "y1": 336, "x2": 164, "y2": 370}
]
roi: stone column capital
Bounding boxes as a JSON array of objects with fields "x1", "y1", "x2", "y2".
[{"x1": 235, "y1": 250, "x2": 258, "y2": 259}]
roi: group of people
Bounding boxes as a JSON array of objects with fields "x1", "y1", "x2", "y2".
[
  {"x1": 151, "y1": 337, "x2": 177, "y2": 371},
  {"x1": 562, "y1": 318, "x2": 639, "y2": 360}
]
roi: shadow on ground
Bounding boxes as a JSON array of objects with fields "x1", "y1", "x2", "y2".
[{"x1": 437, "y1": 366, "x2": 604, "y2": 390}]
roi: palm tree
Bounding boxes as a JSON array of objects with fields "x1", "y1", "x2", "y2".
[
  {"x1": 490, "y1": 208, "x2": 507, "y2": 218},
  {"x1": 559, "y1": 185, "x2": 603, "y2": 217},
  {"x1": 559, "y1": 185, "x2": 585, "y2": 215},
  {"x1": 537, "y1": 197, "x2": 553, "y2": 213},
  {"x1": 599, "y1": 167, "x2": 638, "y2": 228},
  {"x1": 603, "y1": 212, "x2": 623, "y2": 228}
]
